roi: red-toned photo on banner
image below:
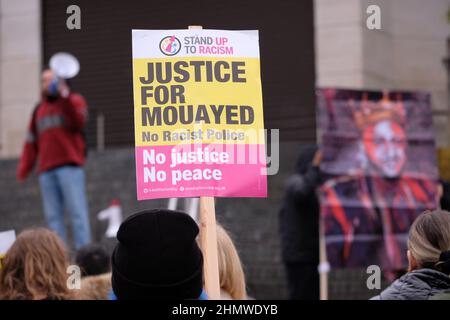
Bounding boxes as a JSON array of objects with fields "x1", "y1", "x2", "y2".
[{"x1": 317, "y1": 88, "x2": 439, "y2": 270}]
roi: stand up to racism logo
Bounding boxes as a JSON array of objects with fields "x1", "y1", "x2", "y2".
[{"x1": 159, "y1": 36, "x2": 181, "y2": 56}]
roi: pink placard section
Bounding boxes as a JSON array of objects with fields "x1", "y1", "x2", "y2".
[{"x1": 135, "y1": 144, "x2": 267, "y2": 200}]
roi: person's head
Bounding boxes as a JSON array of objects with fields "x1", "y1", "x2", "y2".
[
  {"x1": 407, "y1": 210, "x2": 450, "y2": 274},
  {"x1": 216, "y1": 224, "x2": 247, "y2": 300},
  {"x1": 295, "y1": 145, "x2": 318, "y2": 174},
  {"x1": 111, "y1": 209, "x2": 203, "y2": 299},
  {"x1": 0, "y1": 228, "x2": 72, "y2": 300},
  {"x1": 75, "y1": 243, "x2": 111, "y2": 277},
  {"x1": 41, "y1": 68, "x2": 56, "y2": 96},
  {"x1": 363, "y1": 119, "x2": 406, "y2": 178}
]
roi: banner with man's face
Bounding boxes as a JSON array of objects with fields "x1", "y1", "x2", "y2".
[{"x1": 317, "y1": 88, "x2": 439, "y2": 270}]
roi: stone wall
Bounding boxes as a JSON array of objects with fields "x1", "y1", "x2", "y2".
[{"x1": 0, "y1": 0, "x2": 41, "y2": 158}]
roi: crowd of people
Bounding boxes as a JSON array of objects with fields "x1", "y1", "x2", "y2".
[
  {"x1": 0, "y1": 209, "x2": 250, "y2": 300},
  {"x1": 0, "y1": 207, "x2": 449, "y2": 300}
]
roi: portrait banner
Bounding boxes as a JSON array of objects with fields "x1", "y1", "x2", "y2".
[{"x1": 317, "y1": 88, "x2": 439, "y2": 270}]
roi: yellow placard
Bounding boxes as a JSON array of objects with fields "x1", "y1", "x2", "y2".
[{"x1": 133, "y1": 58, "x2": 264, "y2": 146}]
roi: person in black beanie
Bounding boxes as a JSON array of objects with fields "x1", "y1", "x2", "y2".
[{"x1": 111, "y1": 209, "x2": 204, "y2": 299}]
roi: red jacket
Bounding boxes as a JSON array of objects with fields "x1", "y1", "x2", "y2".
[{"x1": 17, "y1": 93, "x2": 88, "y2": 181}]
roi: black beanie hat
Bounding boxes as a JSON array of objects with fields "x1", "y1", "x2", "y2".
[{"x1": 111, "y1": 209, "x2": 203, "y2": 299}]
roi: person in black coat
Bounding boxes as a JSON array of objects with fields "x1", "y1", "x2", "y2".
[
  {"x1": 279, "y1": 145, "x2": 321, "y2": 300},
  {"x1": 371, "y1": 209, "x2": 450, "y2": 300},
  {"x1": 439, "y1": 179, "x2": 450, "y2": 211}
]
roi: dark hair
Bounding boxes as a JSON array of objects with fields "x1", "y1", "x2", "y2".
[
  {"x1": 295, "y1": 144, "x2": 318, "y2": 174},
  {"x1": 75, "y1": 243, "x2": 111, "y2": 277}
]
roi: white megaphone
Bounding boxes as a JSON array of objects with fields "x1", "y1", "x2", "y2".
[{"x1": 49, "y1": 52, "x2": 80, "y2": 79}]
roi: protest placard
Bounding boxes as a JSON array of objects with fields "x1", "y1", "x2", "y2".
[
  {"x1": 317, "y1": 89, "x2": 438, "y2": 270},
  {"x1": 132, "y1": 29, "x2": 266, "y2": 200},
  {"x1": 0, "y1": 230, "x2": 16, "y2": 268}
]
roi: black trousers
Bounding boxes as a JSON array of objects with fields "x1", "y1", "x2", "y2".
[{"x1": 284, "y1": 262, "x2": 320, "y2": 300}]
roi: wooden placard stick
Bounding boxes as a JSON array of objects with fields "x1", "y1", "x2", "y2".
[
  {"x1": 199, "y1": 196, "x2": 220, "y2": 300},
  {"x1": 319, "y1": 216, "x2": 329, "y2": 300},
  {"x1": 188, "y1": 25, "x2": 221, "y2": 300}
]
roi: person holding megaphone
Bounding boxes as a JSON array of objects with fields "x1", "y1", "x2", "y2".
[{"x1": 16, "y1": 53, "x2": 91, "y2": 249}]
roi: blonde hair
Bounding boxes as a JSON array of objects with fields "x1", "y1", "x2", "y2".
[
  {"x1": 75, "y1": 273, "x2": 112, "y2": 300},
  {"x1": 0, "y1": 228, "x2": 73, "y2": 300},
  {"x1": 408, "y1": 210, "x2": 450, "y2": 272},
  {"x1": 216, "y1": 224, "x2": 247, "y2": 299}
]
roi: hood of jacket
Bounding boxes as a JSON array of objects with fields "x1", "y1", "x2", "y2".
[{"x1": 372, "y1": 268, "x2": 450, "y2": 300}]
